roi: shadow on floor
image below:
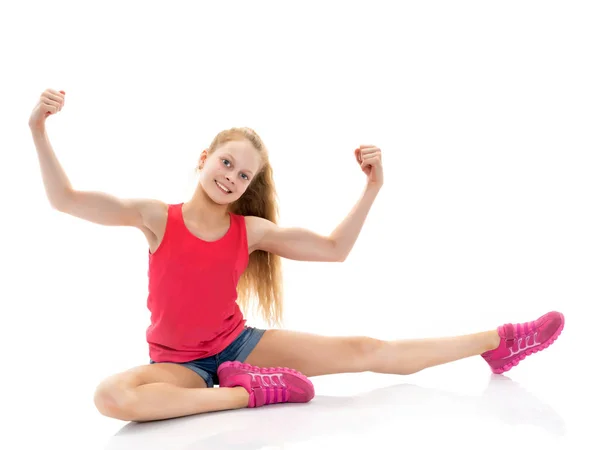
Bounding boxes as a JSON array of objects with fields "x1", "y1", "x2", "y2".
[{"x1": 105, "y1": 374, "x2": 566, "y2": 449}]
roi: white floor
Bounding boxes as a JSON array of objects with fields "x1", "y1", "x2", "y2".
[
  {"x1": 10, "y1": 339, "x2": 592, "y2": 450},
  {"x1": 97, "y1": 366, "x2": 591, "y2": 450}
]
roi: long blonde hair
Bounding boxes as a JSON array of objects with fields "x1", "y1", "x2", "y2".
[{"x1": 199, "y1": 127, "x2": 283, "y2": 327}]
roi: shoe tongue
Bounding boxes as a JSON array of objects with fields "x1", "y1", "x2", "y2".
[{"x1": 499, "y1": 323, "x2": 515, "y2": 340}]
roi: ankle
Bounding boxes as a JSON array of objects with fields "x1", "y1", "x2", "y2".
[
  {"x1": 488, "y1": 330, "x2": 501, "y2": 351},
  {"x1": 229, "y1": 385, "x2": 250, "y2": 407}
]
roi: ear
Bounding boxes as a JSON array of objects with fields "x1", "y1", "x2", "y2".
[{"x1": 198, "y1": 149, "x2": 209, "y2": 168}]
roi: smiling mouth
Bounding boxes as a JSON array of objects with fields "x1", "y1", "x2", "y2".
[{"x1": 215, "y1": 180, "x2": 232, "y2": 194}]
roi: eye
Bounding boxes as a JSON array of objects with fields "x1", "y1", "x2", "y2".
[{"x1": 222, "y1": 158, "x2": 249, "y2": 181}]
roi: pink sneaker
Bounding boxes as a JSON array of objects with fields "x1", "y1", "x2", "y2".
[
  {"x1": 481, "y1": 311, "x2": 565, "y2": 374},
  {"x1": 217, "y1": 361, "x2": 315, "y2": 408}
]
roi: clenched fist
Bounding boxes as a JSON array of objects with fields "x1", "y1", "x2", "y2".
[
  {"x1": 29, "y1": 88, "x2": 66, "y2": 130},
  {"x1": 354, "y1": 145, "x2": 383, "y2": 188}
]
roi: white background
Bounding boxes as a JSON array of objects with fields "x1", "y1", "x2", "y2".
[{"x1": 1, "y1": 1, "x2": 598, "y2": 449}]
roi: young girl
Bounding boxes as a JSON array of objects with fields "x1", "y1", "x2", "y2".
[{"x1": 30, "y1": 88, "x2": 565, "y2": 423}]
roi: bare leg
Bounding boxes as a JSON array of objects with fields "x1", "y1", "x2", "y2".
[
  {"x1": 370, "y1": 330, "x2": 501, "y2": 374},
  {"x1": 126, "y1": 383, "x2": 249, "y2": 422},
  {"x1": 245, "y1": 329, "x2": 501, "y2": 377},
  {"x1": 94, "y1": 363, "x2": 249, "y2": 422}
]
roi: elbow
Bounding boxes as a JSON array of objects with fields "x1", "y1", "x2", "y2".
[
  {"x1": 52, "y1": 189, "x2": 75, "y2": 213},
  {"x1": 334, "y1": 248, "x2": 348, "y2": 263},
  {"x1": 52, "y1": 199, "x2": 67, "y2": 212},
  {"x1": 330, "y1": 238, "x2": 347, "y2": 262}
]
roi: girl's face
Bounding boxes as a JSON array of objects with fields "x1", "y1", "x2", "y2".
[{"x1": 199, "y1": 139, "x2": 262, "y2": 204}]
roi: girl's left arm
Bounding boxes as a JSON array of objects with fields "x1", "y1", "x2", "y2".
[{"x1": 247, "y1": 145, "x2": 383, "y2": 262}]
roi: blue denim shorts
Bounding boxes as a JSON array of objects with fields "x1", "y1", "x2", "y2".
[{"x1": 149, "y1": 326, "x2": 266, "y2": 388}]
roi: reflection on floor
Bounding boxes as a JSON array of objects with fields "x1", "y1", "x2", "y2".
[{"x1": 104, "y1": 373, "x2": 575, "y2": 450}]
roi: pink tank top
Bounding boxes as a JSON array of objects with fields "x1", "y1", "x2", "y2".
[{"x1": 146, "y1": 203, "x2": 248, "y2": 362}]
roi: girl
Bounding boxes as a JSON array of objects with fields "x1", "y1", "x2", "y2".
[{"x1": 30, "y1": 88, "x2": 565, "y2": 423}]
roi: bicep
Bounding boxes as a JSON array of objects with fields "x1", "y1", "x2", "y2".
[
  {"x1": 58, "y1": 190, "x2": 163, "y2": 231},
  {"x1": 252, "y1": 217, "x2": 339, "y2": 262}
]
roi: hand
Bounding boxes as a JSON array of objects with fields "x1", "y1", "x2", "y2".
[
  {"x1": 29, "y1": 88, "x2": 66, "y2": 130},
  {"x1": 354, "y1": 145, "x2": 383, "y2": 188}
]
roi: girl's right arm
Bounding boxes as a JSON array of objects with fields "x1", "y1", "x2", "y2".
[{"x1": 29, "y1": 89, "x2": 163, "y2": 231}]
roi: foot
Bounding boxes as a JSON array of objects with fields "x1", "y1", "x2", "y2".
[
  {"x1": 481, "y1": 311, "x2": 565, "y2": 374},
  {"x1": 217, "y1": 361, "x2": 315, "y2": 408}
]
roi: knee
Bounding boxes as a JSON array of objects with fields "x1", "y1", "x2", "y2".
[
  {"x1": 349, "y1": 336, "x2": 384, "y2": 370},
  {"x1": 93, "y1": 377, "x2": 139, "y2": 421},
  {"x1": 351, "y1": 337, "x2": 422, "y2": 374}
]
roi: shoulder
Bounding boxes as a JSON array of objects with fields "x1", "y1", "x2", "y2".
[
  {"x1": 243, "y1": 215, "x2": 277, "y2": 252},
  {"x1": 243, "y1": 215, "x2": 276, "y2": 233}
]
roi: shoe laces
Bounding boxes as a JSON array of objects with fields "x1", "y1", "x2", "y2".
[{"x1": 505, "y1": 320, "x2": 538, "y2": 347}]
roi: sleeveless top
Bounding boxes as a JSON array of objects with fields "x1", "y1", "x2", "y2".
[{"x1": 146, "y1": 203, "x2": 248, "y2": 362}]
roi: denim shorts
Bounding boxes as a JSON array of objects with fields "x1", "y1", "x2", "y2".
[{"x1": 149, "y1": 326, "x2": 266, "y2": 388}]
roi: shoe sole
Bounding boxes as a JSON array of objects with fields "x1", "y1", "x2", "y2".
[{"x1": 492, "y1": 312, "x2": 565, "y2": 374}]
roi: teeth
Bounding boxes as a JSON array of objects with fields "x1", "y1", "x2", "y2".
[{"x1": 215, "y1": 180, "x2": 231, "y2": 193}]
